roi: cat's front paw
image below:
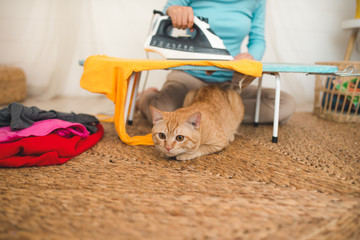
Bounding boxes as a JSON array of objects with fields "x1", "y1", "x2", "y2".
[{"x1": 176, "y1": 153, "x2": 198, "y2": 161}]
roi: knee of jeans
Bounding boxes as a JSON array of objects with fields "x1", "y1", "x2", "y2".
[
  {"x1": 262, "y1": 89, "x2": 296, "y2": 108},
  {"x1": 153, "y1": 94, "x2": 183, "y2": 112},
  {"x1": 156, "y1": 102, "x2": 178, "y2": 112},
  {"x1": 279, "y1": 92, "x2": 296, "y2": 123},
  {"x1": 280, "y1": 91, "x2": 296, "y2": 110},
  {"x1": 260, "y1": 90, "x2": 296, "y2": 122}
]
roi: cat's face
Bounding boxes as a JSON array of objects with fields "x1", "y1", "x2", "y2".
[{"x1": 150, "y1": 106, "x2": 201, "y2": 158}]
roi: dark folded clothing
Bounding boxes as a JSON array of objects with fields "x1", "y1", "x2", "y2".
[{"x1": 0, "y1": 102, "x2": 99, "y2": 133}]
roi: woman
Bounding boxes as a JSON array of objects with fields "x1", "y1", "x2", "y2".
[{"x1": 138, "y1": 0, "x2": 296, "y2": 124}]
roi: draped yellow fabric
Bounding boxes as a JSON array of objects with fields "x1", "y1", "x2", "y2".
[{"x1": 80, "y1": 55, "x2": 262, "y2": 146}]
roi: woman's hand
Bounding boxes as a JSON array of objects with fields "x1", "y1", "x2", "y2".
[
  {"x1": 234, "y1": 52, "x2": 254, "y2": 60},
  {"x1": 166, "y1": 5, "x2": 194, "y2": 30},
  {"x1": 206, "y1": 53, "x2": 254, "y2": 75}
]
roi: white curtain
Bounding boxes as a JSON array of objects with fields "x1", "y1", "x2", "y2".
[
  {"x1": 1, "y1": 0, "x2": 98, "y2": 98},
  {"x1": 0, "y1": 0, "x2": 357, "y2": 110}
]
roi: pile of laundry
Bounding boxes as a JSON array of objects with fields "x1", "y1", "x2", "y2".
[{"x1": 0, "y1": 102, "x2": 104, "y2": 167}]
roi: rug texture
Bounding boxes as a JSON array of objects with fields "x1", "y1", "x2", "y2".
[{"x1": 1, "y1": 112, "x2": 359, "y2": 240}]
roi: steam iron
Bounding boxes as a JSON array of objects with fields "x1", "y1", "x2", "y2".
[{"x1": 144, "y1": 10, "x2": 233, "y2": 60}]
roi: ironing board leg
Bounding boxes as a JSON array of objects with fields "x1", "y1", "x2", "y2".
[
  {"x1": 272, "y1": 73, "x2": 281, "y2": 143},
  {"x1": 128, "y1": 72, "x2": 141, "y2": 125},
  {"x1": 124, "y1": 73, "x2": 136, "y2": 125},
  {"x1": 254, "y1": 76, "x2": 263, "y2": 127}
]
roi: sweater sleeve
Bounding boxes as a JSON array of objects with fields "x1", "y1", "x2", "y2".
[
  {"x1": 247, "y1": 0, "x2": 266, "y2": 61},
  {"x1": 163, "y1": 0, "x2": 192, "y2": 14}
]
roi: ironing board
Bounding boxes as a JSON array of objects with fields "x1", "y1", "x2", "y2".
[
  {"x1": 79, "y1": 59, "x2": 339, "y2": 143},
  {"x1": 139, "y1": 63, "x2": 338, "y2": 143}
]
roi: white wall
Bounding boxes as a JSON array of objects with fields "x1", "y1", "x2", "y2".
[
  {"x1": 0, "y1": 0, "x2": 357, "y2": 111},
  {"x1": 262, "y1": 0, "x2": 358, "y2": 110}
]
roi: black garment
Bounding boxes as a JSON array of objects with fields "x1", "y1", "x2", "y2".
[{"x1": 0, "y1": 102, "x2": 99, "y2": 133}]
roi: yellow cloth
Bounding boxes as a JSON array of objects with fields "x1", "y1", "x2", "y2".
[{"x1": 80, "y1": 55, "x2": 263, "y2": 146}]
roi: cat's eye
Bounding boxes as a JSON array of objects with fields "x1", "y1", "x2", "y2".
[
  {"x1": 158, "y1": 133, "x2": 166, "y2": 139},
  {"x1": 176, "y1": 135, "x2": 185, "y2": 142}
]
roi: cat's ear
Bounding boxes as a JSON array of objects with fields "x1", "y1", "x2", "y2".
[
  {"x1": 150, "y1": 106, "x2": 163, "y2": 124},
  {"x1": 187, "y1": 112, "x2": 201, "y2": 129}
]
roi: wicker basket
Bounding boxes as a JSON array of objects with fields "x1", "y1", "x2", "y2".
[
  {"x1": 0, "y1": 66, "x2": 27, "y2": 105},
  {"x1": 314, "y1": 62, "x2": 360, "y2": 123}
]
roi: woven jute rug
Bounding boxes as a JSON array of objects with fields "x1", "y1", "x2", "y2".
[{"x1": 1, "y1": 112, "x2": 359, "y2": 240}]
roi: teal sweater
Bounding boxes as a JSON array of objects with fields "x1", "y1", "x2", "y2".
[{"x1": 163, "y1": 0, "x2": 266, "y2": 82}]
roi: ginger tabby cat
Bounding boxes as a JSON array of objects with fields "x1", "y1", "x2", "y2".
[{"x1": 150, "y1": 85, "x2": 244, "y2": 160}]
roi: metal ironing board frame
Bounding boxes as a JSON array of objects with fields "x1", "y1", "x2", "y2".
[{"x1": 123, "y1": 63, "x2": 346, "y2": 143}]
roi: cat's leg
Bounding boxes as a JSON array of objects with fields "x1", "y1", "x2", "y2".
[
  {"x1": 225, "y1": 89, "x2": 244, "y2": 138},
  {"x1": 176, "y1": 152, "x2": 202, "y2": 161},
  {"x1": 229, "y1": 134, "x2": 235, "y2": 142},
  {"x1": 176, "y1": 143, "x2": 226, "y2": 161},
  {"x1": 228, "y1": 125, "x2": 239, "y2": 142},
  {"x1": 183, "y1": 89, "x2": 198, "y2": 107},
  {"x1": 227, "y1": 89, "x2": 245, "y2": 122}
]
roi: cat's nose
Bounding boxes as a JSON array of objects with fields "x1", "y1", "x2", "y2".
[{"x1": 165, "y1": 146, "x2": 172, "y2": 152}]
